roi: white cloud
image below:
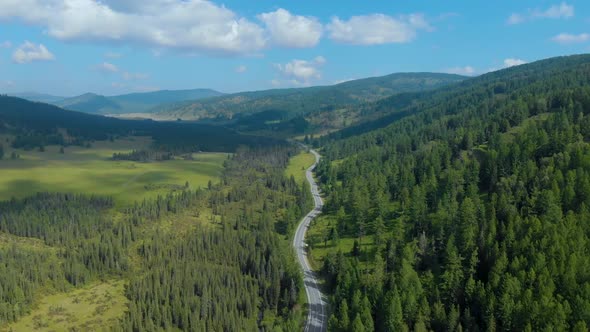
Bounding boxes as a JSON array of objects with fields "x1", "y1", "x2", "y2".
[
  {"x1": 0, "y1": 41, "x2": 12, "y2": 48},
  {"x1": 532, "y1": 2, "x2": 574, "y2": 19},
  {"x1": 95, "y1": 62, "x2": 147, "y2": 80},
  {"x1": 503, "y1": 58, "x2": 527, "y2": 67},
  {"x1": 507, "y1": 13, "x2": 525, "y2": 25},
  {"x1": 258, "y1": 8, "x2": 322, "y2": 48},
  {"x1": 1, "y1": 80, "x2": 15, "y2": 88},
  {"x1": 551, "y1": 33, "x2": 590, "y2": 44},
  {"x1": 274, "y1": 56, "x2": 326, "y2": 86},
  {"x1": 12, "y1": 41, "x2": 55, "y2": 64},
  {"x1": 444, "y1": 66, "x2": 476, "y2": 76},
  {"x1": 327, "y1": 13, "x2": 431, "y2": 45},
  {"x1": 235, "y1": 65, "x2": 247, "y2": 73},
  {"x1": 508, "y1": 2, "x2": 574, "y2": 24},
  {"x1": 95, "y1": 61, "x2": 119, "y2": 73},
  {"x1": 334, "y1": 78, "x2": 355, "y2": 84},
  {"x1": 0, "y1": 0, "x2": 267, "y2": 55}
]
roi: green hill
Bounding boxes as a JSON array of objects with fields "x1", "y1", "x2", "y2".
[
  {"x1": 311, "y1": 54, "x2": 590, "y2": 331},
  {"x1": 152, "y1": 72, "x2": 466, "y2": 123},
  {"x1": 0, "y1": 95, "x2": 275, "y2": 152},
  {"x1": 9, "y1": 92, "x2": 66, "y2": 103},
  {"x1": 54, "y1": 88, "x2": 225, "y2": 115}
]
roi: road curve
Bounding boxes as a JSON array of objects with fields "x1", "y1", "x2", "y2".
[{"x1": 293, "y1": 148, "x2": 327, "y2": 332}]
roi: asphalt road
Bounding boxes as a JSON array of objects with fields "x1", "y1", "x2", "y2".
[{"x1": 293, "y1": 148, "x2": 327, "y2": 332}]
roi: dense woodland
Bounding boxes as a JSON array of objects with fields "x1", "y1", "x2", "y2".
[
  {"x1": 312, "y1": 54, "x2": 590, "y2": 331},
  {"x1": 0, "y1": 145, "x2": 311, "y2": 330},
  {"x1": 0, "y1": 95, "x2": 276, "y2": 152}
]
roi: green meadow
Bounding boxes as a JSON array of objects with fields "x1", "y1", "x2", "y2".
[
  {"x1": 2, "y1": 280, "x2": 127, "y2": 332},
  {"x1": 0, "y1": 137, "x2": 227, "y2": 207},
  {"x1": 284, "y1": 150, "x2": 315, "y2": 185}
]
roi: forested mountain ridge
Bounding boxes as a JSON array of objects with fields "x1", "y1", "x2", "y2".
[
  {"x1": 310, "y1": 54, "x2": 590, "y2": 331},
  {"x1": 53, "y1": 88, "x2": 224, "y2": 115},
  {"x1": 0, "y1": 95, "x2": 275, "y2": 152},
  {"x1": 151, "y1": 73, "x2": 465, "y2": 123}
]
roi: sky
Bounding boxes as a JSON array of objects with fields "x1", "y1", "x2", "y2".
[{"x1": 0, "y1": 0, "x2": 589, "y2": 97}]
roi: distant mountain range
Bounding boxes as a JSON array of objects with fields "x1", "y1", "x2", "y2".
[
  {"x1": 9, "y1": 92, "x2": 66, "y2": 104},
  {"x1": 9, "y1": 89, "x2": 225, "y2": 115},
  {"x1": 149, "y1": 72, "x2": 466, "y2": 122},
  {"x1": 7, "y1": 73, "x2": 465, "y2": 129}
]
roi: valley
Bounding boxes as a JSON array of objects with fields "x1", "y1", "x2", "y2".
[
  {"x1": 0, "y1": 136, "x2": 226, "y2": 206},
  {"x1": 1, "y1": 28, "x2": 590, "y2": 331}
]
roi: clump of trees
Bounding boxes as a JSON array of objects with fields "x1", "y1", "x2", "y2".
[{"x1": 112, "y1": 149, "x2": 173, "y2": 162}]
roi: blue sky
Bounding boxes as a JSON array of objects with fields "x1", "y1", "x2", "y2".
[{"x1": 0, "y1": 0, "x2": 589, "y2": 96}]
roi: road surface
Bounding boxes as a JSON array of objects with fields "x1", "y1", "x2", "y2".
[{"x1": 293, "y1": 148, "x2": 328, "y2": 332}]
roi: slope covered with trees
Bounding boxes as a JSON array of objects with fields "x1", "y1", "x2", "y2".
[
  {"x1": 312, "y1": 54, "x2": 590, "y2": 331},
  {"x1": 0, "y1": 145, "x2": 311, "y2": 330},
  {"x1": 53, "y1": 88, "x2": 224, "y2": 115},
  {"x1": 152, "y1": 73, "x2": 465, "y2": 125},
  {"x1": 0, "y1": 95, "x2": 275, "y2": 152}
]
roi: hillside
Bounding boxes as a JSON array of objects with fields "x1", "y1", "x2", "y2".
[
  {"x1": 310, "y1": 54, "x2": 590, "y2": 331},
  {"x1": 152, "y1": 72, "x2": 466, "y2": 123},
  {"x1": 0, "y1": 96, "x2": 274, "y2": 152},
  {"x1": 55, "y1": 93, "x2": 121, "y2": 114},
  {"x1": 9, "y1": 92, "x2": 66, "y2": 103},
  {"x1": 54, "y1": 88, "x2": 224, "y2": 115}
]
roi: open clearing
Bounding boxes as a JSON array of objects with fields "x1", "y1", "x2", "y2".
[
  {"x1": 0, "y1": 137, "x2": 227, "y2": 207},
  {"x1": 2, "y1": 280, "x2": 127, "y2": 332},
  {"x1": 285, "y1": 151, "x2": 315, "y2": 185}
]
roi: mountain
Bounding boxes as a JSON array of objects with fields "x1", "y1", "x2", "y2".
[
  {"x1": 312, "y1": 54, "x2": 590, "y2": 331},
  {"x1": 9, "y1": 92, "x2": 66, "y2": 103},
  {"x1": 54, "y1": 88, "x2": 224, "y2": 115},
  {"x1": 152, "y1": 73, "x2": 466, "y2": 122},
  {"x1": 55, "y1": 93, "x2": 121, "y2": 114},
  {"x1": 0, "y1": 95, "x2": 276, "y2": 152}
]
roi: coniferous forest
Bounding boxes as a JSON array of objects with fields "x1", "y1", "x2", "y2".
[
  {"x1": 313, "y1": 54, "x2": 590, "y2": 331},
  {"x1": 0, "y1": 146, "x2": 310, "y2": 331}
]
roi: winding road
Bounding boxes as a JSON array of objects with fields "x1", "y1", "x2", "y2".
[{"x1": 293, "y1": 148, "x2": 328, "y2": 332}]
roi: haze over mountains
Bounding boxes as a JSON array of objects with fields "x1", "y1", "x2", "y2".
[
  {"x1": 9, "y1": 88, "x2": 225, "y2": 116},
  {"x1": 8, "y1": 72, "x2": 464, "y2": 122}
]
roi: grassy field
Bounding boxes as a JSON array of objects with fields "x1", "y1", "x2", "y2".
[
  {"x1": 306, "y1": 215, "x2": 376, "y2": 270},
  {"x1": 285, "y1": 151, "x2": 315, "y2": 185},
  {"x1": 2, "y1": 280, "x2": 127, "y2": 332},
  {"x1": 0, "y1": 137, "x2": 227, "y2": 207}
]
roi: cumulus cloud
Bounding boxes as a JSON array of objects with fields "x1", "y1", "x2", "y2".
[
  {"x1": 258, "y1": 8, "x2": 322, "y2": 48},
  {"x1": 95, "y1": 61, "x2": 119, "y2": 73},
  {"x1": 508, "y1": 2, "x2": 574, "y2": 24},
  {"x1": 551, "y1": 33, "x2": 590, "y2": 44},
  {"x1": 12, "y1": 41, "x2": 55, "y2": 64},
  {"x1": 327, "y1": 13, "x2": 431, "y2": 45},
  {"x1": 274, "y1": 56, "x2": 326, "y2": 86},
  {"x1": 503, "y1": 58, "x2": 527, "y2": 67},
  {"x1": 444, "y1": 66, "x2": 476, "y2": 76},
  {"x1": 0, "y1": 41, "x2": 12, "y2": 48},
  {"x1": 235, "y1": 65, "x2": 247, "y2": 73},
  {"x1": 94, "y1": 62, "x2": 147, "y2": 81},
  {"x1": 0, "y1": 0, "x2": 267, "y2": 55}
]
